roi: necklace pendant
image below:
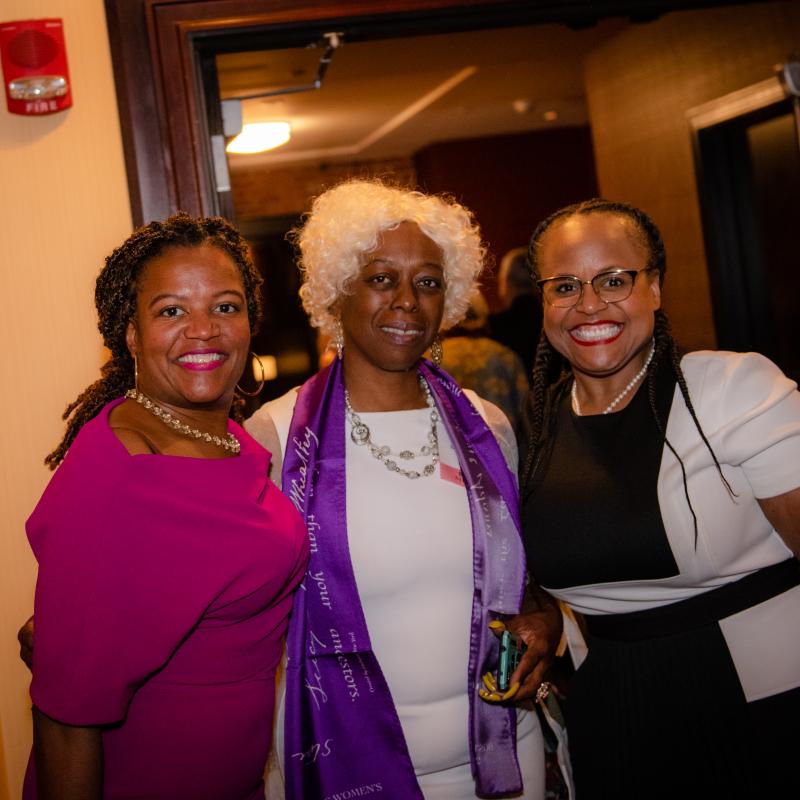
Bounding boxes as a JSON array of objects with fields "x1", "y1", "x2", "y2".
[
  {"x1": 350, "y1": 422, "x2": 370, "y2": 446},
  {"x1": 343, "y1": 373, "x2": 440, "y2": 480}
]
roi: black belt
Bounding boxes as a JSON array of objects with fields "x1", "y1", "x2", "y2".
[{"x1": 585, "y1": 557, "x2": 800, "y2": 642}]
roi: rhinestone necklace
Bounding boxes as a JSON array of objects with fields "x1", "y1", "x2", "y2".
[
  {"x1": 571, "y1": 341, "x2": 655, "y2": 417},
  {"x1": 125, "y1": 389, "x2": 241, "y2": 454},
  {"x1": 344, "y1": 374, "x2": 439, "y2": 479}
]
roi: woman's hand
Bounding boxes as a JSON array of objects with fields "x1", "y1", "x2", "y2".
[
  {"x1": 18, "y1": 615, "x2": 34, "y2": 670},
  {"x1": 479, "y1": 584, "x2": 563, "y2": 704},
  {"x1": 33, "y1": 706, "x2": 103, "y2": 800}
]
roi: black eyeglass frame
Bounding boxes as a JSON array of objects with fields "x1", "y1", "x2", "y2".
[{"x1": 535, "y1": 267, "x2": 658, "y2": 308}]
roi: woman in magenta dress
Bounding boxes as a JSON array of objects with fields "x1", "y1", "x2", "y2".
[{"x1": 23, "y1": 214, "x2": 309, "y2": 800}]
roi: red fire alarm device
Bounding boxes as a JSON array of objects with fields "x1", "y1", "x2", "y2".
[{"x1": 0, "y1": 18, "x2": 72, "y2": 115}]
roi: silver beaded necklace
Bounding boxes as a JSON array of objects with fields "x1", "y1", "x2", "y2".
[
  {"x1": 344, "y1": 374, "x2": 440, "y2": 479},
  {"x1": 125, "y1": 389, "x2": 241, "y2": 454},
  {"x1": 571, "y1": 341, "x2": 655, "y2": 417}
]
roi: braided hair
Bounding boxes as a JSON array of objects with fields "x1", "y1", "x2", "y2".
[
  {"x1": 45, "y1": 213, "x2": 263, "y2": 469},
  {"x1": 520, "y1": 199, "x2": 732, "y2": 546}
]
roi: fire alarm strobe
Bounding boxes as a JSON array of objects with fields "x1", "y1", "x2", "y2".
[{"x1": 0, "y1": 18, "x2": 72, "y2": 115}]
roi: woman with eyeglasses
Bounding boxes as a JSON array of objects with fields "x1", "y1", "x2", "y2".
[{"x1": 520, "y1": 199, "x2": 800, "y2": 798}]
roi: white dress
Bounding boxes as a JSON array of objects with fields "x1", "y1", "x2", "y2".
[{"x1": 246, "y1": 388, "x2": 545, "y2": 800}]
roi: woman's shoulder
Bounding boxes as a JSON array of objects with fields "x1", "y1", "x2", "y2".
[
  {"x1": 59, "y1": 398, "x2": 129, "y2": 470},
  {"x1": 244, "y1": 387, "x2": 301, "y2": 486},
  {"x1": 463, "y1": 389, "x2": 518, "y2": 472},
  {"x1": 28, "y1": 401, "x2": 130, "y2": 544},
  {"x1": 680, "y1": 350, "x2": 797, "y2": 401},
  {"x1": 675, "y1": 350, "x2": 799, "y2": 442},
  {"x1": 244, "y1": 386, "x2": 300, "y2": 433}
]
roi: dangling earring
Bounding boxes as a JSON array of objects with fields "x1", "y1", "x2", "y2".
[
  {"x1": 430, "y1": 335, "x2": 443, "y2": 367},
  {"x1": 236, "y1": 352, "x2": 266, "y2": 397},
  {"x1": 133, "y1": 354, "x2": 139, "y2": 392},
  {"x1": 334, "y1": 320, "x2": 344, "y2": 360}
]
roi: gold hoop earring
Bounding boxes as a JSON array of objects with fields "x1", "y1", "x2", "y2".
[
  {"x1": 430, "y1": 335, "x2": 443, "y2": 367},
  {"x1": 237, "y1": 352, "x2": 266, "y2": 397},
  {"x1": 334, "y1": 321, "x2": 344, "y2": 360}
]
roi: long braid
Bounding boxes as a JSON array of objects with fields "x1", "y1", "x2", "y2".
[
  {"x1": 520, "y1": 332, "x2": 568, "y2": 492},
  {"x1": 45, "y1": 213, "x2": 263, "y2": 470},
  {"x1": 644, "y1": 310, "x2": 735, "y2": 547},
  {"x1": 521, "y1": 199, "x2": 732, "y2": 543}
]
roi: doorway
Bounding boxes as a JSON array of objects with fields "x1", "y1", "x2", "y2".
[
  {"x1": 690, "y1": 77, "x2": 800, "y2": 381},
  {"x1": 193, "y1": 14, "x2": 612, "y2": 399}
]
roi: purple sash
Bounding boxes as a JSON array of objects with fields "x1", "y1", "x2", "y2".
[{"x1": 282, "y1": 358, "x2": 526, "y2": 798}]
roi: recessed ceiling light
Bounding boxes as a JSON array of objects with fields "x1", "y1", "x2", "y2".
[{"x1": 226, "y1": 121, "x2": 291, "y2": 154}]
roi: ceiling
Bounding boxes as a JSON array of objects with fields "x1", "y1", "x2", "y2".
[{"x1": 216, "y1": 19, "x2": 630, "y2": 171}]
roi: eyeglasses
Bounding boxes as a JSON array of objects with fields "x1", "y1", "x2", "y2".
[{"x1": 536, "y1": 267, "x2": 656, "y2": 308}]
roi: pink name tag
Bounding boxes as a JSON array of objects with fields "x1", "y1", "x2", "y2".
[{"x1": 440, "y1": 462, "x2": 465, "y2": 487}]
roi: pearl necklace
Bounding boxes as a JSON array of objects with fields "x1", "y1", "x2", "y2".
[
  {"x1": 344, "y1": 374, "x2": 440, "y2": 480},
  {"x1": 571, "y1": 341, "x2": 655, "y2": 416},
  {"x1": 125, "y1": 389, "x2": 241, "y2": 454}
]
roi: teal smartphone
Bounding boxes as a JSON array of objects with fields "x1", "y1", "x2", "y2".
[{"x1": 498, "y1": 630, "x2": 526, "y2": 691}]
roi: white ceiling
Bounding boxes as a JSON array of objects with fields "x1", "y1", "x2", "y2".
[{"x1": 217, "y1": 19, "x2": 630, "y2": 170}]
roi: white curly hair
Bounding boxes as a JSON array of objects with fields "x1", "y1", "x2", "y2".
[{"x1": 293, "y1": 179, "x2": 487, "y2": 339}]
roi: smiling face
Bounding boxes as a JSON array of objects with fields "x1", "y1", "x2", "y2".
[
  {"x1": 338, "y1": 221, "x2": 445, "y2": 379},
  {"x1": 125, "y1": 243, "x2": 251, "y2": 413},
  {"x1": 538, "y1": 212, "x2": 661, "y2": 380}
]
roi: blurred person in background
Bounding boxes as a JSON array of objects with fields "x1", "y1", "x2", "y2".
[
  {"x1": 441, "y1": 290, "x2": 529, "y2": 434},
  {"x1": 489, "y1": 246, "x2": 542, "y2": 377}
]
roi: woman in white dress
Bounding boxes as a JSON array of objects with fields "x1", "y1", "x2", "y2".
[{"x1": 246, "y1": 179, "x2": 561, "y2": 800}]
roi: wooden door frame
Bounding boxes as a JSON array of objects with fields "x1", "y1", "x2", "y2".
[
  {"x1": 687, "y1": 76, "x2": 792, "y2": 354},
  {"x1": 104, "y1": 0, "x2": 750, "y2": 226}
]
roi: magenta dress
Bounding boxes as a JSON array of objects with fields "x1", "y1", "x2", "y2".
[{"x1": 23, "y1": 398, "x2": 309, "y2": 800}]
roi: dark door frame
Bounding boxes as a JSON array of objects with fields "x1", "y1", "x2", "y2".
[
  {"x1": 687, "y1": 76, "x2": 792, "y2": 354},
  {"x1": 104, "y1": 0, "x2": 762, "y2": 226}
]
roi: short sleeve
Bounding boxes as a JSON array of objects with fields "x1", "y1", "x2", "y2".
[{"x1": 711, "y1": 352, "x2": 800, "y2": 497}]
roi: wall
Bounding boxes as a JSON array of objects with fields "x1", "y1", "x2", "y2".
[
  {"x1": 230, "y1": 156, "x2": 417, "y2": 219},
  {"x1": 0, "y1": 1, "x2": 132, "y2": 796},
  {"x1": 415, "y1": 126, "x2": 598, "y2": 309},
  {"x1": 584, "y1": 0, "x2": 800, "y2": 350}
]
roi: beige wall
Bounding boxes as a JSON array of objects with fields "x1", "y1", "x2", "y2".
[
  {"x1": 584, "y1": 1, "x2": 800, "y2": 350},
  {"x1": 0, "y1": 0, "x2": 132, "y2": 796}
]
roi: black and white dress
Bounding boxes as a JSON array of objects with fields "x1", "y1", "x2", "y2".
[{"x1": 523, "y1": 351, "x2": 800, "y2": 799}]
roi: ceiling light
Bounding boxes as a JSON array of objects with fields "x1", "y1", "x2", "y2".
[
  {"x1": 543, "y1": 110, "x2": 558, "y2": 122},
  {"x1": 226, "y1": 121, "x2": 291, "y2": 154}
]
